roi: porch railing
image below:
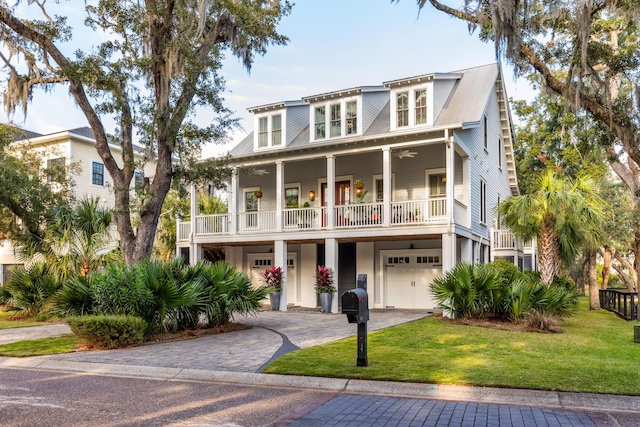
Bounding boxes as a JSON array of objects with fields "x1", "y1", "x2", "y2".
[
  {"x1": 283, "y1": 207, "x2": 325, "y2": 230},
  {"x1": 335, "y1": 202, "x2": 383, "y2": 228},
  {"x1": 390, "y1": 198, "x2": 446, "y2": 225},
  {"x1": 238, "y1": 211, "x2": 277, "y2": 233},
  {"x1": 493, "y1": 229, "x2": 519, "y2": 250},
  {"x1": 196, "y1": 214, "x2": 229, "y2": 235},
  {"x1": 599, "y1": 289, "x2": 638, "y2": 320},
  {"x1": 178, "y1": 222, "x2": 190, "y2": 241}
]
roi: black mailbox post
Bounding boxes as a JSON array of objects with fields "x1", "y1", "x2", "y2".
[{"x1": 341, "y1": 287, "x2": 369, "y2": 366}]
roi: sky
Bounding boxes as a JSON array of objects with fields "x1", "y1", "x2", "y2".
[{"x1": 1, "y1": 1, "x2": 536, "y2": 158}]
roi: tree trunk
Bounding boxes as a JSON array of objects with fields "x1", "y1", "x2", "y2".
[
  {"x1": 588, "y1": 249, "x2": 600, "y2": 310},
  {"x1": 602, "y1": 247, "x2": 612, "y2": 289},
  {"x1": 538, "y1": 223, "x2": 561, "y2": 285}
]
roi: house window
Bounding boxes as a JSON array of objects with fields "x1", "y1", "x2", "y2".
[
  {"x1": 415, "y1": 89, "x2": 427, "y2": 125},
  {"x1": 346, "y1": 101, "x2": 357, "y2": 135},
  {"x1": 397, "y1": 92, "x2": 408, "y2": 127},
  {"x1": 375, "y1": 179, "x2": 383, "y2": 202},
  {"x1": 330, "y1": 104, "x2": 341, "y2": 137},
  {"x1": 429, "y1": 174, "x2": 446, "y2": 197},
  {"x1": 92, "y1": 161, "x2": 104, "y2": 186},
  {"x1": 498, "y1": 137, "x2": 503, "y2": 168},
  {"x1": 272, "y1": 115, "x2": 282, "y2": 146},
  {"x1": 480, "y1": 180, "x2": 487, "y2": 224},
  {"x1": 134, "y1": 171, "x2": 143, "y2": 193},
  {"x1": 483, "y1": 114, "x2": 488, "y2": 150},
  {"x1": 258, "y1": 117, "x2": 268, "y2": 147},
  {"x1": 46, "y1": 157, "x2": 65, "y2": 182},
  {"x1": 285, "y1": 187, "x2": 299, "y2": 208},
  {"x1": 315, "y1": 107, "x2": 326, "y2": 139},
  {"x1": 244, "y1": 189, "x2": 259, "y2": 229}
]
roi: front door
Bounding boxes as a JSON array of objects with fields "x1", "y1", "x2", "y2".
[{"x1": 321, "y1": 180, "x2": 351, "y2": 206}]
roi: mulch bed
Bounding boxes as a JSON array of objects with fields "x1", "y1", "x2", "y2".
[
  {"x1": 144, "y1": 323, "x2": 250, "y2": 344},
  {"x1": 435, "y1": 313, "x2": 565, "y2": 333}
]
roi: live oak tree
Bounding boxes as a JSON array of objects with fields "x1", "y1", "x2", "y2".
[
  {"x1": 416, "y1": 0, "x2": 640, "y2": 306},
  {"x1": 0, "y1": 1, "x2": 291, "y2": 264}
]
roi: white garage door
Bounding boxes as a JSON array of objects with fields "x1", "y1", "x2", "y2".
[
  {"x1": 247, "y1": 254, "x2": 298, "y2": 305},
  {"x1": 384, "y1": 250, "x2": 441, "y2": 309}
]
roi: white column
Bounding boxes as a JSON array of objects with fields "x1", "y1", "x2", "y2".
[
  {"x1": 356, "y1": 242, "x2": 375, "y2": 309},
  {"x1": 301, "y1": 243, "x2": 317, "y2": 308},
  {"x1": 382, "y1": 147, "x2": 391, "y2": 227},
  {"x1": 189, "y1": 184, "x2": 198, "y2": 265},
  {"x1": 442, "y1": 233, "x2": 457, "y2": 273},
  {"x1": 325, "y1": 238, "x2": 339, "y2": 313},
  {"x1": 276, "y1": 161, "x2": 284, "y2": 232},
  {"x1": 445, "y1": 135, "x2": 455, "y2": 225},
  {"x1": 461, "y1": 238, "x2": 473, "y2": 264},
  {"x1": 229, "y1": 168, "x2": 238, "y2": 234},
  {"x1": 274, "y1": 240, "x2": 287, "y2": 311},
  {"x1": 326, "y1": 155, "x2": 336, "y2": 230}
]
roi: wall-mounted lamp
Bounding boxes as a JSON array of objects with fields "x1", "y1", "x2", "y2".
[
  {"x1": 356, "y1": 187, "x2": 362, "y2": 195},
  {"x1": 309, "y1": 191, "x2": 315, "y2": 201}
]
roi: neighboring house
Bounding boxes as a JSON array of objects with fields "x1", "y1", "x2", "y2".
[
  {"x1": 177, "y1": 63, "x2": 521, "y2": 313},
  {"x1": 0, "y1": 127, "x2": 155, "y2": 284}
]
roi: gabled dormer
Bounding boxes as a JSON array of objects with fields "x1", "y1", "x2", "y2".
[
  {"x1": 302, "y1": 86, "x2": 388, "y2": 142},
  {"x1": 383, "y1": 73, "x2": 462, "y2": 131},
  {"x1": 249, "y1": 100, "x2": 308, "y2": 151}
]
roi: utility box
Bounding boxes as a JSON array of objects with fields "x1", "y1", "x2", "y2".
[
  {"x1": 634, "y1": 324, "x2": 640, "y2": 344},
  {"x1": 342, "y1": 288, "x2": 369, "y2": 324}
]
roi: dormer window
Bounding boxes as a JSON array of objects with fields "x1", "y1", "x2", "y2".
[
  {"x1": 330, "y1": 104, "x2": 341, "y2": 137},
  {"x1": 315, "y1": 107, "x2": 326, "y2": 139},
  {"x1": 415, "y1": 89, "x2": 427, "y2": 125},
  {"x1": 272, "y1": 115, "x2": 282, "y2": 146},
  {"x1": 346, "y1": 101, "x2": 357, "y2": 135},
  {"x1": 255, "y1": 111, "x2": 285, "y2": 149},
  {"x1": 397, "y1": 92, "x2": 409, "y2": 127},
  {"x1": 258, "y1": 117, "x2": 268, "y2": 147}
]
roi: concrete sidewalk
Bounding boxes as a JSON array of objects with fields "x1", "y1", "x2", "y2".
[{"x1": 1, "y1": 310, "x2": 639, "y2": 426}]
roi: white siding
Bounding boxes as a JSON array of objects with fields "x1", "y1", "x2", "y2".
[
  {"x1": 285, "y1": 104, "x2": 309, "y2": 145},
  {"x1": 432, "y1": 79, "x2": 458, "y2": 123},
  {"x1": 362, "y1": 91, "x2": 390, "y2": 134}
]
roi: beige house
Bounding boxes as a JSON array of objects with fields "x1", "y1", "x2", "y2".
[{"x1": 0, "y1": 127, "x2": 155, "y2": 284}]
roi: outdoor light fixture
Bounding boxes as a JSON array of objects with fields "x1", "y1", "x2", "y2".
[{"x1": 309, "y1": 191, "x2": 315, "y2": 201}]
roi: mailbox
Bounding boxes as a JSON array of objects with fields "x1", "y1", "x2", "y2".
[{"x1": 342, "y1": 288, "x2": 369, "y2": 324}]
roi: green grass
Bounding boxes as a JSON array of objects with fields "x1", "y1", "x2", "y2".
[
  {"x1": 0, "y1": 310, "x2": 46, "y2": 329},
  {"x1": 265, "y1": 298, "x2": 640, "y2": 395},
  {"x1": 0, "y1": 335, "x2": 81, "y2": 357}
]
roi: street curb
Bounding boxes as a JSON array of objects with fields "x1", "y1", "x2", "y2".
[{"x1": 2, "y1": 356, "x2": 640, "y2": 414}]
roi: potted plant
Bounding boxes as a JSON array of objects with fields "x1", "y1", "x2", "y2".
[
  {"x1": 355, "y1": 179, "x2": 365, "y2": 190},
  {"x1": 262, "y1": 266, "x2": 283, "y2": 311},
  {"x1": 253, "y1": 190, "x2": 263, "y2": 198},
  {"x1": 315, "y1": 265, "x2": 336, "y2": 313}
]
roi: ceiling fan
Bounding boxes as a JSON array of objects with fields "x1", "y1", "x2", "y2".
[
  {"x1": 253, "y1": 169, "x2": 270, "y2": 175},
  {"x1": 393, "y1": 149, "x2": 418, "y2": 159}
]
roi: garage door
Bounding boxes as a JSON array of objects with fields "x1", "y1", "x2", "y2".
[
  {"x1": 384, "y1": 251, "x2": 441, "y2": 309},
  {"x1": 248, "y1": 254, "x2": 298, "y2": 304}
]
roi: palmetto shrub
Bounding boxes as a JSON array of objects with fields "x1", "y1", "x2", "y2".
[
  {"x1": 67, "y1": 315, "x2": 146, "y2": 349},
  {"x1": 431, "y1": 262, "x2": 578, "y2": 328},
  {"x1": 53, "y1": 259, "x2": 267, "y2": 335},
  {"x1": 0, "y1": 262, "x2": 61, "y2": 316}
]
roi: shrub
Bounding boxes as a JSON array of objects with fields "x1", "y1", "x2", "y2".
[
  {"x1": 67, "y1": 315, "x2": 146, "y2": 349},
  {"x1": 0, "y1": 262, "x2": 61, "y2": 316},
  {"x1": 51, "y1": 275, "x2": 96, "y2": 317},
  {"x1": 430, "y1": 263, "x2": 501, "y2": 319},
  {"x1": 314, "y1": 265, "x2": 337, "y2": 294}
]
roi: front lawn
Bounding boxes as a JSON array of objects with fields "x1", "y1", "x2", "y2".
[
  {"x1": 0, "y1": 310, "x2": 46, "y2": 329},
  {"x1": 0, "y1": 336, "x2": 81, "y2": 357},
  {"x1": 265, "y1": 298, "x2": 640, "y2": 395}
]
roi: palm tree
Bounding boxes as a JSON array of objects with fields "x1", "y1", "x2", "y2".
[
  {"x1": 19, "y1": 197, "x2": 121, "y2": 280},
  {"x1": 498, "y1": 168, "x2": 605, "y2": 285}
]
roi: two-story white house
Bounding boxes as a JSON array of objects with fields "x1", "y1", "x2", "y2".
[
  {"x1": 177, "y1": 63, "x2": 520, "y2": 313},
  {"x1": 0, "y1": 127, "x2": 155, "y2": 284}
]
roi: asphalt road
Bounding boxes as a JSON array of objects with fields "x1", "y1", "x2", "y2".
[{"x1": 0, "y1": 367, "x2": 325, "y2": 427}]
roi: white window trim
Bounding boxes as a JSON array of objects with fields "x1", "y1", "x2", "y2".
[
  {"x1": 372, "y1": 173, "x2": 396, "y2": 202},
  {"x1": 284, "y1": 182, "x2": 301, "y2": 208},
  {"x1": 390, "y1": 83, "x2": 433, "y2": 131},
  {"x1": 424, "y1": 168, "x2": 446, "y2": 199},
  {"x1": 254, "y1": 111, "x2": 286, "y2": 150},
  {"x1": 310, "y1": 96, "x2": 360, "y2": 142},
  {"x1": 483, "y1": 113, "x2": 489, "y2": 152},
  {"x1": 498, "y1": 135, "x2": 503, "y2": 170},
  {"x1": 479, "y1": 179, "x2": 487, "y2": 226},
  {"x1": 243, "y1": 186, "x2": 261, "y2": 212}
]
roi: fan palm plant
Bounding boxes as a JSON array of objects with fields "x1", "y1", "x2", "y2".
[
  {"x1": 0, "y1": 262, "x2": 60, "y2": 316},
  {"x1": 498, "y1": 168, "x2": 605, "y2": 285}
]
